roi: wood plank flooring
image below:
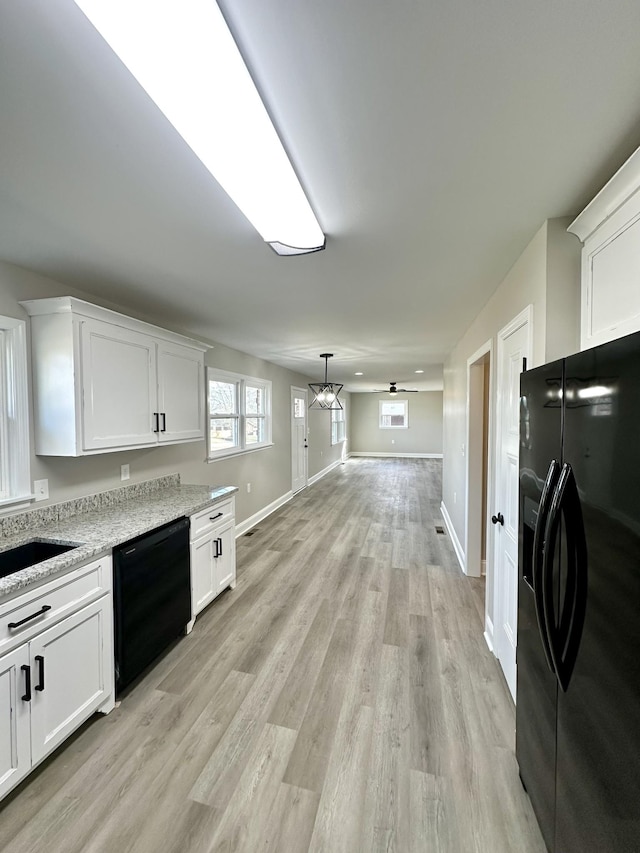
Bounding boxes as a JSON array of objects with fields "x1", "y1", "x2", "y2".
[{"x1": 0, "y1": 458, "x2": 546, "y2": 852}]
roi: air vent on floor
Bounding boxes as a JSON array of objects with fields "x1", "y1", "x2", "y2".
[
  {"x1": 244, "y1": 529, "x2": 259, "y2": 537},
  {"x1": 435, "y1": 525, "x2": 445, "y2": 535}
]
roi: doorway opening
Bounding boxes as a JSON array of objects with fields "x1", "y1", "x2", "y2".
[{"x1": 465, "y1": 342, "x2": 492, "y2": 630}]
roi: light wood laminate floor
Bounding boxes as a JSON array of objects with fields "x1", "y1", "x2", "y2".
[{"x1": 0, "y1": 458, "x2": 546, "y2": 853}]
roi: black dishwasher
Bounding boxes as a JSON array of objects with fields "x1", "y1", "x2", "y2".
[{"x1": 113, "y1": 517, "x2": 190, "y2": 693}]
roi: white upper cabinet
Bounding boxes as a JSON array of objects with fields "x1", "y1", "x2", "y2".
[
  {"x1": 21, "y1": 297, "x2": 209, "y2": 456},
  {"x1": 157, "y1": 340, "x2": 205, "y2": 443},
  {"x1": 569, "y1": 147, "x2": 640, "y2": 350}
]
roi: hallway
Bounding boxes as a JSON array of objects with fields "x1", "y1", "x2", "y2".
[{"x1": 0, "y1": 458, "x2": 545, "y2": 852}]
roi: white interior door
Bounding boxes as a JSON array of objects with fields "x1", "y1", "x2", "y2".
[
  {"x1": 291, "y1": 387, "x2": 308, "y2": 494},
  {"x1": 493, "y1": 306, "x2": 532, "y2": 701}
]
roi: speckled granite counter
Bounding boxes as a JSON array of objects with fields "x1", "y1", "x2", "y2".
[{"x1": 0, "y1": 476, "x2": 237, "y2": 600}]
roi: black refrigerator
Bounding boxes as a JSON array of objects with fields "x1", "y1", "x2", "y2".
[{"x1": 516, "y1": 329, "x2": 640, "y2": 853}]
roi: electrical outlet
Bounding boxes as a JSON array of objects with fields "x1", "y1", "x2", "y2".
[
  {"x1": 34, "y1": 479, "x2": 49, "y2": 501},
  {"x1": 121, "y1": 464, "x2": 130, "y2": 481},
  {"x1": 391, "y1": 439, "x2": 395, "y2": 444},
  {"x1": 247, "y1": 482, "x2": 251, "y2": 493}
]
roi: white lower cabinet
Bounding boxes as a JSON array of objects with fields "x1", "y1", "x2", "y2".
[
  {"x1": 0, "y1": 645, "x2": 31, "y2": 799},
  {"x1": 189, "y1": 499, "x2": 236, "y2": 624},
  {"x1": 0, "y1": 557, "x2": 115, "y2": 801},
  {"x1": 30, "y1": 596, "x2": 113, "y2": 765}
]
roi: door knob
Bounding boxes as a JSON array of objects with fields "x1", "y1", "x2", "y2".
[{"x1": 491, "y1": 512, "x2": 505, "y2": 526}]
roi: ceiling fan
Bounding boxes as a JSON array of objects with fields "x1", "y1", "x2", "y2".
[{"x1": 373, "y1": 381, "x2": 419, "y2": 395}]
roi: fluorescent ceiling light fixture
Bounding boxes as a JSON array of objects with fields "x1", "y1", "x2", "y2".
[
  {"x1": 73, "y1": 0, "x2": 325, "y2": 256},
  {"x1": 354, "y1": 372, "x2": 363, "y2": 376},
  {"x1": 414, "y1": 369, "x2": 424, "y2": 374}
]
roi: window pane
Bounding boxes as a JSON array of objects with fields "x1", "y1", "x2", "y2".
[
  {"x1": 245, "y1": 416, "x2": 265, "y2": 445},
  {"x1": 209, "y1": 380, "x2": 237, "y2": 415},
  {"x1": 294, "y1": 396, "x2": 305, "y2": 418},
  {"x1": 379, "y1": 399, "x2": 407, "y2": 428},
  {"x1": 245, "y1": 384, "x2": 264, "y2": 415},
  {"x1": 209, "y1": 417, "x2": 239, "y2": 451}
]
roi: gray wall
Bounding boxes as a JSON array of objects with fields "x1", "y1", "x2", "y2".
[
  {"x1": 350, "y1": 391, "x2": 443, "y2": 455},
  {"x1": 441, "y1": 218, "x2": 580, "y2": 631},
  {"x1": 0, "y1": 260, "x2": 348, "y2": 526}
]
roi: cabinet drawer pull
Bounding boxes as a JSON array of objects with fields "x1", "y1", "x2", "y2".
[
  {"x1": 218, "y1": 537, "x2": 223, "y2": 556},
  {"x1": 214, "y1": 538, "x2": 220, "y2": 559},
  {"x1": 8, "y1": 605, "x2": 51, "y2": 629},
  {"x1": 209, "y1": 512, "x2": 223, "y2": 521},
  {"x1": 153, "y1": 412, "x2": 160, "y2": 433},
  {"x1": 35, "y1": 655, "x2": 45, "y2": 692},
  {"x1": 21, "y1": 664, "x2": 31, "y2": 702},
  {"x1": 161, "y1": 413, "x2": 166, "y2": 432}
]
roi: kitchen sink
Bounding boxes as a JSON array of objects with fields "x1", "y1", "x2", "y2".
[{"x1": 0, "y1": 541, "x2": 79, "y2": 579}]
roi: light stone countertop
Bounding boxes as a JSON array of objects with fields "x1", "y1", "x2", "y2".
[{"x1": 0, "y1": 484, "x2": 237, "y2": 600}]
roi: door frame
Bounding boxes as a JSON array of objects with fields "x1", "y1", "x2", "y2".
[
  {"x1": 492, "y1": 304, "x2": 533, "y2": 699},
  {"x1": 291, "y1": 386, "x2": 308, "y2": 494},
  {"x1": 464, "y1": 339, "x2": 493, "y2": 580}
]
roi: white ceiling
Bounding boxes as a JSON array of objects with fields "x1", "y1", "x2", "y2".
[{"x1": 2, "y1": 1, "x2": 640, "y2": 392}]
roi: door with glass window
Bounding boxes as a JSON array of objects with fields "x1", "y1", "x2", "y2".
[{"x1": 291, "y1": 387, "x2": 308, "y2": 493}]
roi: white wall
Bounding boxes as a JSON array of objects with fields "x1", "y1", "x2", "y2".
[
  {"x1": 349, "y1": 391, "x2": 443, "y2": 455},
  {"x1": 442, "y1": 219, "x2": 580, "y2": 632},
  {"x1": 0, "y1": 260, "x2": 348, "y2": 526}
]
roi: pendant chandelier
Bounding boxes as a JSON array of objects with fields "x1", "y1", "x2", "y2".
[{"x1": 309, "y1": 353, "x2": 343, "y2": 410}]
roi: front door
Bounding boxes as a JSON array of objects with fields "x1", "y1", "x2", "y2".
[
  {"x1": 291, "y1": 387, "x2": 308, "y2": 494},
  {"x1": 493, "y1": 306, "x2": 532, "y2": 700}
]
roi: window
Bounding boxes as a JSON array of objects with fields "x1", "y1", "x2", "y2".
[
  {"x1": 207, "y1": 368, "x2": 271, "y2": 459},
  {"x1": 331, "y1": 405, "x2": 346, "y2": 444},
  {"x1": 0, "y1": 317, "x2": 31, "y2": 510},
  {"x1": 379, "y1": 399, "x2": 408, "y2": 429}
]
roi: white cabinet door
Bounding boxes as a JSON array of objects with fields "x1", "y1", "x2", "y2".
[
  {"x1": 0, "y1": 645, "x2": 31, "y2": 800},
  {"x1": 157, "y1": 341, "x2": 204, "y2": 443},
  {"x1": 80, "y1": 319, "x2": 158, "y2": 450},
  {"x1": 191, "y1": 534, "x2": 217, "y2": 617},
  {"x1": 29, "y1": 596, "x2": 113, "y2": 766},
  {"x1": 215, "y1": 521, "x2": 236, "y2": 595}
]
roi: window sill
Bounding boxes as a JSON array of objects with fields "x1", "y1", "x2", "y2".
[
  {"x1": 0, "y1": 493, "x2": 35, "y2": 514},
  {"x1": 207, "y1": 442, "x2": 273, "y2": 463}
]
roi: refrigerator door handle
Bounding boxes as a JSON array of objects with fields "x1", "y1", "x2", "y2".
[
  {"x1": 542, "y1": 463, "x2": 588, "y2": 692},
  {"x1": 555, "y1": 464, "x2": 588, "y2": 692},
  {"x1": 533, "y1": 459, "x2": 560, "y2": 674}
]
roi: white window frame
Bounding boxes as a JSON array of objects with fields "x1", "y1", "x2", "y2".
[
  {"x1": 379, "y1": 399, "x2": 409, "y2": 429},
  {"x1": 0, "y1": 316, "x2": 31, "y2": 511},
  {"x1": 331, "y1": 405, "x2": 346, "y2": 445},
  {"x1": 207, "y1": 368, "x2": 272, "y2": 460}
]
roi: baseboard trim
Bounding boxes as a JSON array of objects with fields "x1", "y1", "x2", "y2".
[
  {"x1": 235, "y1": 490, "x2": 294, "y2": 538},
  {"x1": 484, "y1": 615, "x2": 495, "y2": 653},
  {"x1": 308, "y1": 458, "x2": 343, "y2": 486},
  {"x1": 440, "y1": 500, "x2": 466, "y2": 573},
  {"x1": 349, "y1": 452, "x2": 443, "y2": 459}
]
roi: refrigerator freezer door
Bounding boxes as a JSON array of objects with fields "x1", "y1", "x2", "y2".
[
  {"x1": 557, "y1": 331, "x2": 640, "y2": 852},
  {"x1": 516, "y1": 359, "x2": 563, "y2": 853}
]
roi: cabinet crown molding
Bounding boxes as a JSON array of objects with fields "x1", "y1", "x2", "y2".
[
  {"x1": 568, "y1": 146, "x2": 640, "y2": 244},
  {"x1": 19, "y1": 296, "x2": 211, "y2": 353}
]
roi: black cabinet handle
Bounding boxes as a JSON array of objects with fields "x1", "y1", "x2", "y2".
[
  {"x1": 491, "y1": 512, "x2": 504, "y2": 526},
  {"x1": 213, "y1": 538, "x2": 220, "y2": 558},
  {"x1": 8, "y1": 605, "x2": 51, "y2": 629},
  {"x1": 161, "y1": 413, "x2": 166, "y2": 432},
  {"x1": 21, "y1": 665, "x2": 31, "y2": 702},
  {"x1": 209, "y1": 512, "x2": 223, "y2": 522},
  {"x1": 35, "y1": 655, "x2": 45, "y2": 692},
  {"x1": 153, "y1": 412, "x2": 159, "y2": 433},
  {"x1": 217, "y1": 537, "x2": 223, "y2": 557}
]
